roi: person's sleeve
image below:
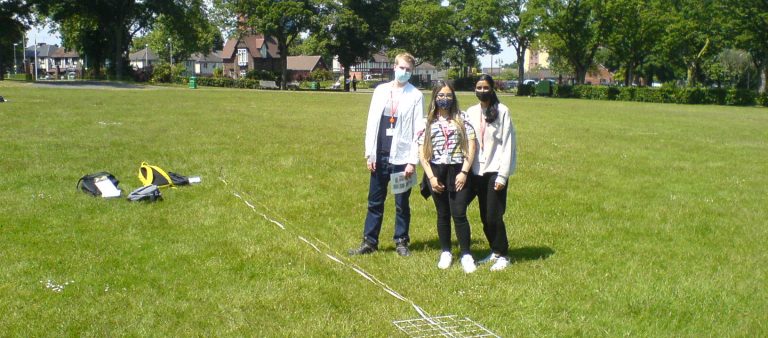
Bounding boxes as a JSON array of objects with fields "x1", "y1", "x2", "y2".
[
  {"x1": 495, "y1": 108, "x2": 517, "y2": 186},
  {"x1": 409, "y1": 93, "x2": 425, "y2": 165},
  {"x1": 364, "y1": 87, "x2": 381, "y2": 162}
]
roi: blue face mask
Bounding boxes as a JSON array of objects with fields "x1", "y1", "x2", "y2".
[
  {"x1": 436, "y1": 98, "x2": 453, "y2": 109},
  {"x1": 395, "y1": 68, "x2": 411, "y2": 84}
]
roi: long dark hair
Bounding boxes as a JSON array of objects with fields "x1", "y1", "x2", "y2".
[{"x1": 476, "y1": 74, "x2": 500, "y2": 123}]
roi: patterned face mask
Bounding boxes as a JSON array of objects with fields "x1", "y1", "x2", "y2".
[{"x1": 436, "y1": 98, "x2": 453, "y2": 109}]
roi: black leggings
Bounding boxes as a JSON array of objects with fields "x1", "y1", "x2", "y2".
[
  {"x1": 471, "y1": 172, "x2": 509, "y2": 256},
  {"x1": 429, "y1": 163, "x2": 472, "y2": 255}
]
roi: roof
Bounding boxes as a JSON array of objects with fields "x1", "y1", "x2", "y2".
[
  {"x1": 128, "y1": 48, "x2": 160, "y2": 61},
  {"x1": 371, "y1": 52, "x2": 389, "y2": 63},
  {"x1": 190, "y1": 51, "x2": 223, "y2": 62},
  {"x1": 50, "y1": 47, "x2": 80, "y2": 58},
  {"x1": 25, "y1": 44, "x2": 58, "y2": 58},
  {"x1": 221, "y1": 34, "x2": 280, "y2": 59},
  {"x1": 287, "y1": 55, "x2": 324, "y2": 71}
]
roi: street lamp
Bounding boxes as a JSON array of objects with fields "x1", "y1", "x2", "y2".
[
  {"x1": 13, "y1": 43, "x2": 18, "y2": 75},
  {"x1": 168, "y1": 38, "x2": 173, "y2": 68},
  {"x1": 145, "y1": 44, "x2": 148, "y2": 69}
]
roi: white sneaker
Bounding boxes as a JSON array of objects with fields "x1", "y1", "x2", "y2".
[
  {"x1": 490, "y1": 256, "x2": 510, "y2": 271},
  {"x1": 460, "y1": 254, "x2": 476, "y2": 273},
  {"x1": 477, "y1": 252, "x2": 499, "y2": 265},
  {"x1": 437, "y1": 252, "x2": 453, "y2": 269}
]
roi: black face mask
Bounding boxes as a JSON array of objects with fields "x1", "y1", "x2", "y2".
[{"x1": 475, "y1": 91, "x2": 492, "y2": 101}]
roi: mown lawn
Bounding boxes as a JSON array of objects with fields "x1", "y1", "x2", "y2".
[{"x1": 1, "y1": 81, "x2": 766, "y2": 336}]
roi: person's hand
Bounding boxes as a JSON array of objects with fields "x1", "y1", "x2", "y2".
[
  {"x1": 494, "y1": 182, "x2": 506, "y2": 191},
  {"x1": 404, "y1": 164, "x2": 415, "y2": 178},
  {"x1": 430, "y1": 177, "x2": 445, "y2": 194},
  {"x1": 455, "y1": 172, "x2": 467, "y2": 191},
  {"x1": 367, "y1": 161, "x2": 376, "y2": 172}
]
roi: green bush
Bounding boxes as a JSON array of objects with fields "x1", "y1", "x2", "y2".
[
  {"x1": 309, "y1": 69, "x2": 333, "y2": 81},
  {"x1": 517, "y1": 83, "x2": 535, "y2": 96},
  {"x1": 245, "y1": 69, "x2": 278, "y2": 81},
  {"x1": 725, "y1": 89, "x2": 756, "y2": 106},
  {"x1": 553, "y1": 84, "x2": 573, "y2": 98},
  {"x1": 758, "y1": 92, "x2": 768, "y2": 107}
]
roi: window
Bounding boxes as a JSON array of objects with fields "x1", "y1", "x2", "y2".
[{"x1": 237, "y1": 49, "x2": 248, "y2": 66}]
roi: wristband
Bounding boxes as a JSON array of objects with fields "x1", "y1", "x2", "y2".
[{"x1": 460, "y1": 170, "x2": 469, "y2": 175}]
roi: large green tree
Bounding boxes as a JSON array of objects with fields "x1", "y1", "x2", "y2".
[
  {"x1": 722, "y1": 0, "x2": 768, "y2": 93},
  {"x1": 0, "y1": 0, "x2": 32, "y2": 80},
  {"x1": 217, "y1": 0, "x2": 317, "y2": 89},
  {"x1": 532, "y1": 0, "x2": 608, "y2": 84},
  {"x1": 448, "y1": 0, "x2": 503, "y2": 77},
  {"x1": 601, "y1": 0, "x2": 665, "y2": 86},
  {"x1": 315, "y1": 0, "x2": 398, "y2": 91},
  {"x1": 389, "y1": 0, "x2": 455, "y2": 67},
  {"x1": 500, "y1": 0, "x2": 537, "y2": 82},
  {"x1": 35, "y1": 0, "x2": 212, "y2": 79},
  {"x1": 657, "y1": 0, "x2": 721, "y2": 87}
]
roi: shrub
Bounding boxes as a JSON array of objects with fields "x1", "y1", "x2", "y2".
[
  {"x1": 725, "y1": 89, "x2": 756, "y2": 106},
  {"x1": 553, "y1": 84, "x2": 573, "y2": 98},
  {"x1": 517, "y1": 83, "x2": 535, "y2": 96},
  {"x1": 309, "y1": 69, "x2": 333, "y2": 81},
  {"x1": 245, "y1": 69, "x2": 278, "y2": 81},
  {"x1": 757, "y1": 92, "x2": 768, "y2": 107}
]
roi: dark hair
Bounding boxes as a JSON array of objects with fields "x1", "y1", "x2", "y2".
[
  {"x1": 476, "y1": 74, "x2": 500, "y2": 123},
  {"x1": 423, "y1": 80, "x2": 469, "y2": 160}
]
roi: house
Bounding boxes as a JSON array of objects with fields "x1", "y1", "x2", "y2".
[
  {"x1": 129, "y1": 47, "x2": 161, "y2": 69},
  {"x1": 221, "y1": 34, "x2": 282, "y2": 79},
  {"x1": 189, "y1": 51, "x2": 223, "y2": 76},
  {"x1": 585, "y1": 64, "x2": 615, "y2": 85},
  {"x1": 413, "y1": 62, "x2": 445, "y2": 83},
  {"x1": 49, "y1": 47, "x2": 83, "y2": 78},
  {"x1": 335, "y1": 52, "x2": 445, "y2": 83},
  {"x1": 287, "y1": 55, "x2": 327, "y2": 81},
  {"x1": 25, "y1": 43, "x2": 59, "y2": 78}
]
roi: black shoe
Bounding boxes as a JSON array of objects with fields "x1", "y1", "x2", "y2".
[
  {"x1": 395, "y1": 241, "x2": 411, "y2": 257},
  {"x1": 348, "y1": 241, "x2": 377, "y2": 255}
]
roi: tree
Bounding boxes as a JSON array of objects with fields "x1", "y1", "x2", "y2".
[
  {"x1": 500, "y1": 0, "x2": 537, "y2": 83},
  {"x1": 35, "y1": 0, "x2": 213, "y2": 80},
  {"x1": 532, "y1": 0, "x2": 608, "y2": 84},
  {"x1": 657, "y1": 0, "x2": 721, "y2": 87},
  {"x1": 448, "y1": 0, "x2": 503, "y2": 78},
  {"x1": 389, "y1": 0, "x2": 455, "y2": 67},
  {"x1": 218, "y1": 0, "x2": 317, "y2": 89},
  {"x1": 601, "y1": 0, "x2": 665, "y2": 86},
  {"x1": 0, "y1": 0, "x2": 32, "y2": 80},
  {"x1": 315, "y1": 0, "x2": 399, "y2": 91},
  {"x1": 722, "y1": 0, "x2": 768, "y2": 93}
]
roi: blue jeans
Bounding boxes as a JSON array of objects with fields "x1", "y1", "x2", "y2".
[{"x1": 362, "y1": 159, "x2": 411, "y2": 247}]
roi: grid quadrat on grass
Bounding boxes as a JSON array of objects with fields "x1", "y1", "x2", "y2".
[{"x1": 393, "y1": 315, "x2": 500, "y2": 338}]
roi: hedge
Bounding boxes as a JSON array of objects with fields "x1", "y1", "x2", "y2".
[{"x1": 551, "y1": 84, "x2": 766, "y2": 107}]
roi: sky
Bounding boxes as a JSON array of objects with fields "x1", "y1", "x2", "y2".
[{"x1": 26, "y1": 24, "x2": 516, "y2": 69}]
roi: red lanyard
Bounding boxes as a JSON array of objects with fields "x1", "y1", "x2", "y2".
[{"x1": 389, "y1": 88, "x2": 400, "y2": 125}]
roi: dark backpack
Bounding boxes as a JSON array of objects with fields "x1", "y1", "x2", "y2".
[
  {"x1": 77, "y1": 172, "x2": 120, "y2": 197},
  {"x1": 127, "y1": 184, "x2": 162, "y2": 202}
]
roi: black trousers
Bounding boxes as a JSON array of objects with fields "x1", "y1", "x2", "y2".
[
  {"x1": 429, "y1": 163, "x2": 472, "y2": 255},
  {"x1": 471, "y1": 172, "x2": 509, "y2": 256}
]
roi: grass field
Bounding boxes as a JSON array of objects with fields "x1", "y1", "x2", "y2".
[{"x1": 1, "y1": 80, "x2": 766, "y2": 336}]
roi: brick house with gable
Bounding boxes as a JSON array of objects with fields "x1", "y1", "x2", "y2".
[{"x1": 221, "y1": 34, "x2": 282, "y2": 79}]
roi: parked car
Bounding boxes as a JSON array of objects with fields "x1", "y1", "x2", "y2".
[
  {"x1": 505, "y1": 80, "x2": 518, "y2": 88},
  {"x1": 522, "y1": 79, "x2": 537, "y2": 86}
]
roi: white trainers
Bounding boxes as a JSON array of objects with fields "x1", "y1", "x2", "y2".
[
  {"x1": 437, "y1": 252, "x2": 453, "y2": 269},
  {"x1": 477, "y1": 252, "x2": 499, "y2": 265},
  {"x1": 460, "y1": 254, "x2": 477, "y2": 273},
  {"x1": 490, "y1": 256, "x2": 510, "y2": 271}
]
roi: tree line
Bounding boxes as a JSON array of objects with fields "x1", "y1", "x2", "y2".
[{"x1": 1, "y1": 0, "x2": 766, "y2": 93}]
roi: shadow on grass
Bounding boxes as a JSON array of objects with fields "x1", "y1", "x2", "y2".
[{"x1": 508, "y1": 246, "x2": 555, "y2": 263}]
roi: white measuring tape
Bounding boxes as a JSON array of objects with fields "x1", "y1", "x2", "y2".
[{"x1": 220, "y1": 178, "x2": 433, "y2": 320}]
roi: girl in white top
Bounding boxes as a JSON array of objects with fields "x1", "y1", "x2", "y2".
[
  {"x1": 418, "y1": 81, "x2": 478, "y2": 273},
  {"x1": 465, "y1": 74, "x2": 517, "y2": 271}
]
